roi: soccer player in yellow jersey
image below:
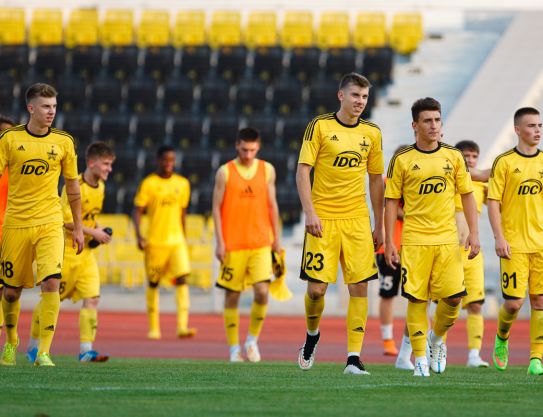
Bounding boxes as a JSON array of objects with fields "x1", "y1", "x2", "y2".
[
  {"x1": 0, "y1": 83, "x2": 84, "y2": 367},
  {"x1": 488, "y1": 107, "x2": 543, "y2": 375},
  {"x1": 296, "y1": 73, "x2": 384, "y2": 375},
  {"x1": 212, "y1": 127, "x2": 281, "y2": 362},
  {"x1": 133, "y1": 145, "x2": 195, "y2": 340},
  {"x1": 26, "y1": 142, "x2": 115, "y2": 363},
  {"x1": 384, "y1": 97, "x2": 480, "y2": 377}
]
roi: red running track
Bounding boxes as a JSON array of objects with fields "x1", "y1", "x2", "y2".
[{"x1": 12, "y1": 311, "x2": 532, "y2": 365}]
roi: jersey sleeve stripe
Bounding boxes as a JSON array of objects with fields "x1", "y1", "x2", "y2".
[
  {"x1": 51, "y1": 128, "x2": 76, "y2": 146},
  {"x1": 386, "y1": 145, "x2": 414, "y2": 178},
  {"x1": 490, "y1": 149, "x2": 514, "y2": 178},
  {"x1": 302, "y1": 113, "x2": 334, "y2": 142},
  {"x1": 0, "y1": 125, "x2": 25, "y2": 141}
]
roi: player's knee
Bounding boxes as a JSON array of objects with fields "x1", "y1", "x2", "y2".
[
  {"x1": 504, "y1": 299, "x2": 523, "y2": 313},
  {"x1": 148, "y1": 281, "x2": 159, "y2": 289},
  {"x1": 466, "y1": 302, "x2": 482, "y2": 314},
  {"x1": 307, "y1": 287, "x2": 326, "y2": 300},
  {"x1": 529, "y1": 294, "x2": 543, "y2": 310},
  {"x1": 174, "y1": 275, "x2": 187, "y2": 286},
  {"x1": 2, "y1": 289, "x2": 21, "y2": 303},
  {"x1": 444, "y1": 296, "x2": 462, "y2": 307},
  {"x1": 83, "y1": 297, "x2": 99, "y2": 309}
]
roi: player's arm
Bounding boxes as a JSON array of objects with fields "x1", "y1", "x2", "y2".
[
  {"x1": 384, "y1": 198, "x2": 400, "y2": 269},
  {"x1": 368, "y1": 173, "x2": 384, "y2": 251},
  {"x1": 296, "y1": 163, "x2": 322, "y2": 238},
  {"x1": 487, "y1": 198, "x2": 511, "y2": 259},
  {"x1": 63, "y1": 222, "x2": 112, "y2": 244},
  {"x1": 212, "y1": 168, "x2": 227, "y2": 263},
  {"x1": 469, "y1": 167, "x2": 491, "y2": 182},
  {"x1": 460, "y1": 192, "x2": 480, "y2": 259},
  {"x1": 65, "y1": 178, "x2": 84, "y2": 254},
  {"x1": 266, "y1": 164, "x2": 281, "y2": 253},
  {"x1": 132, "y1": 205, "x2": 147, "y2": 250}
]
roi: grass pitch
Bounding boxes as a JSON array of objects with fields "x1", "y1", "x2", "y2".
[{"x1": 1, "y1": 356, "x2": 542, "y2": 417}]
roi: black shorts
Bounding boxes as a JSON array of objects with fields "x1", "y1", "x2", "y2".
[{"x1": 376, "y1": 253, "x2": 401, "y2": 298}]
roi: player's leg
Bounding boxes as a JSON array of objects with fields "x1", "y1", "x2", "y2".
[
  {"x1": 395, "y1": 324, "x2": 414, "y2": 370},
  {"x1": 0, "y1": 285, "x2": 23, "y2": 366},
  {"x1": 170, "y1": 243, "x2": 195, "y2": 337},
  {"x1": 343, "y1": 281, "x2": 371, "y2": 375},
  {"x1": 377, "y1": 253, "x2": 401, "y2": 356},
  {"x1": 0, "y1": 286, "x2": 3, "y2": 336},
  {"x1": 144, "y1": 246, "x2": 166, "y2": 339},
  {"x1": 79, "y1": 296, "x2": 109, "y2": 362},
  {"x1": 527, "y1": 253, "x2": 543, "y2": 375},
  {"x1": 298, "y1": 280, "x2": 326, "y2": 370},
  {"x1": 465, "y1": 302, "x2": 488, "y2": 367},
  {"x1": 224, "y1": 289, "x2": 242, "y2": 361},
  {"x1": 26, "y1": 299, "x2": 41, "y2": 363}
]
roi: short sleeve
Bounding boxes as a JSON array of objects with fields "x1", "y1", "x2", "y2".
[
  {"x1": 298, "y1": 118, "x2": 322, "y2": 166},
  {"x1": 455, "y1": 151, "x2": 473, "y2": 195},
  {"x1": 0, "y1": 135, "x2": 9, "y2": 174},
  {"x1": 367, "y1": 128, "x2": 384, "y2": 175},
  {"x1": 60, "y1": 184, "x2": 73, "y2": 223},
  {"x1": 134, "y1": 178, "x2": 150, "y2": 207},
  {"x1": 181, "y1": 178, "x2": 190, "y2": 209},
  {"x1": 487, "y1": 157, "x2": 506, "y2": 202},
  {"x1": 61, "y1": 138, "x2": 79, "y2": 180},
  {"x1": 385, "y1": 156, "x2": 403, "y2": 199}
]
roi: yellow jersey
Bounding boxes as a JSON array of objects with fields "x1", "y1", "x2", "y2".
[
  {"x1": 488, "y1": 148, "x2": 543, "y2": 252},
  {"x1": 385, "y1": 143, "x2": 473, "y2": 245},
  {"x1": 134, "y1": 173, "x2": 190, "y2": 246},
  {"x1": 0, "y1": 125, "x2": 78, "y2": 227},
  {"x1": 455, "y1": 180, "x2": 486, "y2": 213},
  {"x1": 298, "y1": 113, "x2": 384, "y2": 219},
  {"x1": 61, "y1": 174, "x2": 105, "y2": 245}
]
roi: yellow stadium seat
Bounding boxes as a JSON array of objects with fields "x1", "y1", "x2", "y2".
[
  {"x1": 280, "y1": 11, "x2": 313, "y2": 48},
  {"x1": 100, "y1": 9, "x2": 134, "y2": 47},
  {"x1": 245, "y1": 11, "x2": 277, "y2": 48},
  {"x1": 185, "y1": 214, "x2": 206, "y2": 242},
  {"x1": 0, "y1": 8, "x2": 25, "y2": 44},
  {"x1": 389, "y1": 12, "x2": 423, "y2": 54},
  {"x1": 209, "y1": 10, "x2": 242, "y2": 48},
  {"x1": 96, "y1": 214, "x2": 133, "y2": 240},
  {"x1": 173, "y1": 10, "x2": 206, "y2": 47},
  {"x1": 316, "y1": 11, "x2": 350, "y2": 49},
  {"x1": 187, "y1": 242, "x2": 213, "y2": 289},
  {"x1": 29, "y1": 8, "x2": 63, "y2": 46},
  {"x1": 65, "y1": 9, "x2": 99, "y2": 47},
  {"x1": 137, "y1": 10, "x2": 170, "y2": 47},
  {"x1": 353, "y1": 12, "x2": 387, "y2": 49}
]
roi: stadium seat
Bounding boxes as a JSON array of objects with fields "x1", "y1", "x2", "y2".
[
  {"x1": 280, "y1": 113, "x2": 309, "y2": 151},
  {"x1": 362, "y1": 47, "x2": 394, "y2": 86},
  {"x1": 96, "y1": 112, "x2": 131, "y2": 145},
  {"x1": 143, "y1": 46, "x2": 176, "y2": 81},
  {"x1": 288, "y1": 47, "x2": 321, "y2": 82},
  {"x1": 317, "y1": 12, "x2": 350, "y2": 49},
  {"x1": 126, "y1": 77, "x2": 158, "y2": 113},
  {"x1": 308, "y1": 77, "x2": 340, "y2": 114},
  {"x1": 70, "y1": 45, "x2": 103, "y2": 80},
  {"x1": 180, "y1": 45, "x2": 211, "y2": 81},
  {"x1": 0, "y1": 8, "x2": 25, "y2": 45},
  {"x1": 34, "y1": 45, "x2": 67, "y2": 80},
  {"x1": 207, "y1": 111, "x2": 240, "y2": 150},
  {"x1": 323, "y1": 47, "x2": 359, "y2": 81},
  {"x1": 234, "y1": 76, "x2": 268, "y2": 114},
  {"x1": 96, "y1": 213, "x2": 132, "y2": 238},
  {"x1": 184, "y1": 214, "x2": 206, "y2": 242},
  {"x1": 89, "y1": 75, "x2": 123, "y2": 113},
  {"x1": 62, "y1": 113, "x2": 94, "y2": 151},
  {"x1": 65, "y1": 9, "x2": 99, "y2": 48},
  {"x1": 111, "y1": 150, "x2": 140, "y2": 187},
  {"x1": 353, "y1": 12, "x2": 387, "y2": 50},
  {"x1": 173, "y1": 10, "x2": 206, "y2": 47},
  {"x1": 199, "y1": 76, "x2": 231, "y2": 114},
  {"x1": 100, "y1": 9, "x2": 134, "y2": 47},
  {"x1": 163, "y1": 75, "x2": 195, "y2": 114},
  {"x1": 280, "y1": 11, "x2": 314, "y2": 49},
  {"x1": 271, "y1": 75, "x2": 303, "y2": 115},
  {"x1": 56, "y1": 74, "x2": 87, "y2": 113},
  {"x1": 245, "y1": 11, "x2": 278, "y2": 48},
  {"x1": 118, "y1": 184, "x2": 139, "y2": 215},
  {"x1": 193, "y1": 185, "x2": 213, "y2": 216},
  {"x1": 252, "y1": 46, "x2": 284, "y2": 83},
  {"x1": 180, "y1": 150, "x2": 214, "y2": 186},
  {"x1": 0, "y1": 44, "x2": 28, "y2": 79},
  {"x1": 0, "y1": 75, "x2": 16, "y2": 111},
  {"x1": 29, "y1": 8, "x2": 63, "y2": 47},
  {"x1": 209, "y1": 11, "x2": 242, "y2": 48},
  {"x1": 216, "y1": 46, "x2": 248, "y2": 81},
  {"x1": 258, "y1": 150, "x2": 294, "y2": 185},
  {"x1": 277, "y1": 187, "x2": 301, "y2": 225},
  {"x1": 390, "y1": 12, "x2": 424, "y2": 55},
  {"x1": 101, "y1": 183, "x2": 119, "y2": 214},
  {"x1": 106, "y1": 45, "x2": 139, "y2": 80},
  {"x1": 171, "y1": 112, "x2": 204, "y2": 150},
  {"x1": 242, "y1": 113, "x2": 278, "y2": 146},
  {"x1": 133, "y1": 113, "x2": 167, "y2": 149},
  {"x1": 137, "y1": 10, "x2": 170, "y2": 48}
]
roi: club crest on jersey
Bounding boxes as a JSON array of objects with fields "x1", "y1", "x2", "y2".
[
  {"x1": 517, "y1": 179, "x2": 542, "y2": 195},
  {"x1": 442, "y1": 161, "x2": 453, "y2": 175},
  {"x1": 359, "y1": 139, "x2": 369, "y2": 152},
  {"x1": 539, "y1": 169, "x2": 543, "y2": 179},
  {"x1": 47, "y1": 146, "x2": 58, "y2": 160},
  {"x1": 418, "y1": 176, "x2": 446, "y2": 194},
  {"x1": 20, "y1": 159, "x2": 49, "y2": 175},
  {"x1": 333, "y1": 151, "x2": 362, "y2": 168}
]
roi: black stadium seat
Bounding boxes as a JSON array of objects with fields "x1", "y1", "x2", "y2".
[
  {"x1": 34, "y1": 45, "x2": 67, "y2": 80},
  {"x1": 234, "y1": 76, "x2": 267, "y2": 114},
  {"x1": 271, "y1": 75, "x2": 303, "y2": 115},
  {"x1": 96, "y1": 112, "x2": 131, "y2": 146},
  {"x1": 143, "y1": 46, "x2": 175, "y2": 81},
  {"x1": 70, "y1": 45, "x2": 103, "y2": 80},
  {"x1": 106, "y1": 45, "x2": 139, "y2": 80},
  {"x1": 133, "y1": 112, "x2": 167, "y2": 149},
  {"x1": 163, "y1": 75, "x2": 194, "y2": 114},
  {"x1": 126, "y1": 77, "x2": 158, "y2": 113},
  {"x1": 0, "y1": 44, "x2": 28, "y2": 80},
  {"x1": 180, "y1": 45, "x2": 211, "y2": 81},
  {"x1": 307, "y1": 77, "x2": 339, "y2": 114},
  {"x1": 199, "y1": 76, "x2": 230, "y2": 113},
  {"x1": 62, "y1": 113, "x2": 94, "y2": 151},
  {"x1": 243, "y1": 113, "x2": 277, "y2": 146},
  {"x1": 216, "y1": 45, "x2": 248, "y2": 82},
  {"x1": 180, "y1": 149, "x2": 213, "y2": 186},
  {"x1": 57, "y1": 74, "x2": 87, "y2": 113},
  {"x1": 252, "y1": 46, "x2": 284, "y2": 83},
  {"x1": 171, "y1": 112, "x2": 204, "y2": 150},
  {"x1": 288, "y1": 47, "x2": 321, "y2": 83},
  {"x1": 324, "y1": 47, "x2": 359, "y2": 82},
  {"x1": 89, "y1": 75, "x2": 123, "y2": 113},
  {"x1": 208, "y1": 111, "x2": 240, "y2": 150}
]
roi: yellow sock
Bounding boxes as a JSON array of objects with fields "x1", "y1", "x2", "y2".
[
  {"x1": 0, "y1": 295, "x2": 3, "y2": 334},
  {"x1": 432, "y1": 309, "x2": 449, "y2": 343},
  {"x1": 1, "y1": 297, "x2": 20, "y2": 345},
  {"x1": 467, "y1": 313, "x2": 484, "y2": 350},
  {"x1": 30, "y1": 299, "x2": 42, "y2": 339},
  {"x1": 433, "y1": 300, "x2": 460, "y2": 337},
  {"x1": 80, "y1": 308, "x2": 97, "y2": 343},
  {"x1": 146, "y1": 287, "x2": 160, "y2": 334},
  {"x1": 497, "y1": 305, "x2": 518, "y2": 340},
  {"x1": 175, "y1": 284, "x2": 189, "y2": 331},
  {"x1": 223, "y1": 308, "x2": 239, "y2": 346},
  {"x1": 529, "y1": 309, "x2": 543, "y2": 360},
  {"x1": 248, "y1": 302, "x2": 268, "y2": 338},
  {"x1": 347, "y1": 296, "x2": 368, "y2": 354},
  {"x1": 305, "y1": 293, "x2": 325, "y2": 332},
  {"x1": 38, "y1": 292, "x2": 60, "y2": 354},
  {"x1": 407, "y1": 301, "x2": 428, "y2": 357}
]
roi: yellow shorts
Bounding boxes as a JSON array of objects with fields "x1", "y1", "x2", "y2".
[
  {"x1": 460, "y1": 246, "x2": 485, "y2": 308},
  {"x1": 400, "y1": 244, "x2": 466, "y2": 302},
  {"x1": 500, "y1": 252, "x2": 543, "y2": 299},
  {"x1": 1, "y1": 223, "x2": 64, "y2": 289},
  {"x1": 300, "y1": 217, "x2": 377, "y2": 284},
  {"x1": 216, "y1": 246, "x2": 272, "y2": 292},
  {"x1": 145, "y1": 243, "x2": 191, "y2": 285},
  {"x1": 59, "y1": 246, "x2": 100, "y2": 303}
]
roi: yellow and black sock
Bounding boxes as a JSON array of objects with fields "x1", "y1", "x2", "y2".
[
  {"x1": 407, "y1": 301, "x2": 428, "y2": 357},
  {"x1": 433, "y1": 300, "x2": 460, "y2": 337},
  {"x1": 38, "y1": 292, "x2": 60, "y2": 354},
  {"x1": 529, "y1": 309, "x2": 543, "y2": 360},
  {"x1": 305, "y1": 293, "x2": 324, "y2": 333},
  {"x1": 80, "y1": 307, "x2": 97, "y2": 344},
  {"x1": 467, "y1": 313, "x2": 484, "y2": 351},
  {"x1": 497, "y1": 305, "x2": 518, "y2": 340},
  {"x1": 30, "y1": 299, "x2": 42, "y2": 339},
  {"x1": 248, "y1": 302, "x2": 268, "y2": 338},
  {"x1": 347, "y1": 296, "x2": 368, "y2": 354},
  {"x1": 175, "y1": 284, "x2": 190, "y2": 331},
  {"x1": 1, "y1": 297, "x2": 20, "y2": 345},
  {"x1": 146, "y1": 287, "x2": 160, "y2": 335},
  {"x1": 223, "y1": 308, "x2": 239, "y2": 347}
]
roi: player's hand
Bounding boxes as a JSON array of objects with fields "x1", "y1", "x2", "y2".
[
  {"x1": 465, "y1": 232, "x2": 480, "y2": 259},
  {"x1": 305, "y1": 211, "x2": 323, "y2": 238},
  {"x1": 215, "y1": 240, "x2": 226, "y2": 263},
  {"x1": 384, "y1": 243, "x2": 400, "y2": 270},
  {"x1": 271, "y1": 239, "x2": 281, "y2": 254},
  {"x1": 137, "y1": 236, "x2": 147, "y2": 251},
  {"x1": 72, "y1": 228, "x2": 84, "y2": 255},
  {"x1": 372, "y1": 227, "x2": 384, "y2": 252},
  {"x1": 92, "y1": 228, "x2": 112, "y2": 244},
  {"x1": 494, "y1": 236, "x2": 511, "y2": 259}
]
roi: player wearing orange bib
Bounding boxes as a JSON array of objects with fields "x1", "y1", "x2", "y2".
[{"x1": 212, "y1": 127, "x2": 281, "y2": 362}]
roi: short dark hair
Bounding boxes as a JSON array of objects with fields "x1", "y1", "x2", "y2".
[
  {"x1": 339, "y1": 72, "x2": 372, "y2": 91},
  {"x1": 411, "y1": 97, "x2": 441, "y2": 122},
  {"x1": 86, "y1": 141, "x2": 116, "y2": 161},
  {"x1": 157, "y1": 144, "x2": 175, "y2": 159},
  {"x1": 513, "y1": 107, "x2": 540, "y2": 125},
  {"x1": 455, "y1": 140, "x2": 479, "y2": 154},
  {"x1": 237, "y1": 127, "x2": 260, "y2": 143},
  {"x1": 25, "y1": 83, "x2": 57, "y2": 104},
  {"x1": 0, "y1": 114, "x2": 15, "y2": 127}
]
